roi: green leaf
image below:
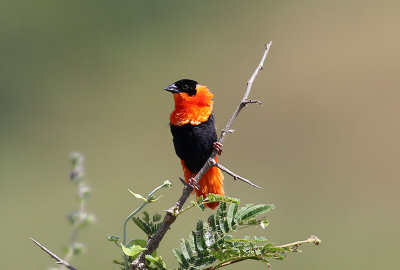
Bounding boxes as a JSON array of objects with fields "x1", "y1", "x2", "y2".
[
  {"x1": 189, "y1": 233, "x2": 196, "y2": 252},
  {"x1": 195, "y1": 221, "x2": 206, "y2": 251},
  {"x1": 253, "y1": 236, "x2": 267, "y2": 242},
  {"x1": 173, "y1": 248, "x2": 189, "y2": 268},
  {"x1": 121, "y1": 244, "x2": 146, "y2": 256},
  {"x1": 194, "y1": 196, "x2": 206, "y2": 211},
  {"x1": 203, "y1": 223, "x2": 215, "y2": 248},
  {"x1": 205, "y1": 194, "x2": 240, "y2": 204},
  {"x1": 143, "y1": 211, "x2": 150, "y2": 224},
  {"x1": 217, "y1": 202, "x2": 227, "y2": 218},
  {"x1": 193, "y1": 255, "x2": 216, "y2": 267},
  {"x1": 180, "y1": 239, "x2": 191, "y2": 260},
  {"x1": 239, "y1": 204, "x2": 275, "y2": 222},
  {"x1": 208, "y1": 214, "x2": 216, "y2": 232},
  {"x1": 132, "y1": 217, "x2": 151, "y2": 235},
  {"x1": 227, "y1": 203, "x2": 238, "y2": 231},
  {"x1": 216, "y1": 202, "x2": 228, "y2": 233},
  {"x1": 152, "y1": 213, "x2": 162, "y2": 222},
  {"x1": 219, "y1": 217, "x2": 229, "y2": 234},
  {"x1": 145, "y1": 255, "x2": 167, "y2": 269},
  {"x1": 126, "y1": 239, "x2": 157, "y2": 258},
  {"x1": 148, "y1": 194, "x2": 163, "y2": 202},
  {"x1": 234, "y1": 204, "x2": 253, "y2": 224},
  {"x1": 150, "y1": 223, "x2": 161, "y2": 236},
  {"x1": 182, "y1": 239, "x2": 193, "y2": 261},
  {"x1": 128, "y1": 189, "x2": 147, "y2": 201}
]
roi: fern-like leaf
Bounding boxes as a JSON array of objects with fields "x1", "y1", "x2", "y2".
[{"x1": 238, "y1": 204, "x2": 275, "y2": 222}]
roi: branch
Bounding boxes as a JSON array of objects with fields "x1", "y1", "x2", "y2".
[
  {"x1": 196, "y1": 42, "x2": 272, "y2": 181},
  {"x1": 209, "y1": 159, "x2": 261, "y2": 188},
  {"x1": 30, "y1": 238, "x2": 78, "y2": 270},
  {"x1": 277, "y1": 235, "x2": 321, "y2": 250},
  {"x1": 131, "y1": 42, "x2": 272, "y2": 270}
]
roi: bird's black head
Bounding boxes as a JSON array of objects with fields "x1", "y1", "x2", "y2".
[{"x1": 164, "y1": 79, "x2": 198, "y2": 96}]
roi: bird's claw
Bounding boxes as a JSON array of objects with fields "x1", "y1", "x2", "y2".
[
  {"x1": 188, "y1": 178, "x2": 200, "y2": 190},
  {"x1": 213, "y1": 142, "x2": 223, "y2": 155}
]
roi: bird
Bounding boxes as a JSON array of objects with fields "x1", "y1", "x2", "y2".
[{"x1": 164, "y1": 79, "x2": 224, "y2": 209}]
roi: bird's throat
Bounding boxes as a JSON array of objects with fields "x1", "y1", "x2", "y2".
[{"x1": 170, "y1": 85, "x2": 214, "y2": 126}]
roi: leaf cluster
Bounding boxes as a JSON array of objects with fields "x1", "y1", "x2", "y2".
[
  {"x1": 112, "y1": 211, "x2": 165, "y2": 270},
  {"x1": 111, "y1": 193, "x2": 319, "y2": 270},
  {"x1": 172, "y1": 201, "x2": 278, "y2": 269},
  {"x1": 132, "y1": 211, "x2": 163, "y2": 239}
]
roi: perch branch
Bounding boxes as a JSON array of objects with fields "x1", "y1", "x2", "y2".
[
  {"x1": 30, "y1": 238, "x2": 78, "y2": 270},
  {"x1": 131, "y1": 41, "x2": 272, "y2": 270},
  {"x1": 209, "y1": 159, "x2": 261, "y2": 188}
]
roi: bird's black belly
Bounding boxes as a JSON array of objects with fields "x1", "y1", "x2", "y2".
[{"x1": 170, "y1": 114, "x2": 217, "y2": 172}]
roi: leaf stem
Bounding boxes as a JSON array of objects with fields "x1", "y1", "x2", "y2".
[
  {"x1": 277, "y1": 235, "x2": 321, "y2": 249},
  {"x1": 204, "y1": 255, "x2": 263, "y2": 270},
  {"x1": 122, "y1": 182, "x2": 169, "y2": 269},
  {"x1": 175, "y1": 202, "x2": 197, "y2": 216}
]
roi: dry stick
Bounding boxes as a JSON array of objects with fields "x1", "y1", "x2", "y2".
[
  {"x1": 30, "y1": 238, "x2": 78, "y2": 270},
  {"x1": 209, "y1": 159, "x2": 261, "y2": 188},
  {"x1": 277, "y1": 235, "x2": 322, "y2": 249},
  {"x1": 131, "y1": 42, "x2": 272, "y2": 270}
]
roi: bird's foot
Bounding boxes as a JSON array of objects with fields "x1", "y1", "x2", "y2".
[
  {"x1": 188, "y1": 178, "x2": 200, "y2": 190},
  {"x1": 213, "y1": 142, "x2": 223, "y2": 155}
]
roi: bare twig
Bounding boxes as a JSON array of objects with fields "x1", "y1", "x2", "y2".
[
  {"x1": 209, "y1": 159, "x2": 261, "y2": 188},
  {"x1": 30, "y1": 238, "x2": 78, "y2": 270},
  {"x1": 196, "y1": 42, "x2": 272, "y2": 183},
  {"x1": 277, "y1": 235, "x2": 321, "y2": 249},
  {"x1": 131, "y1": 42, "x2": 272, "y2": 270}
]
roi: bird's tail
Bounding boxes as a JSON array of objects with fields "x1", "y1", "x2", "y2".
[{"x1": 181, "y1": 157, "x2": 225, "y2": 209}]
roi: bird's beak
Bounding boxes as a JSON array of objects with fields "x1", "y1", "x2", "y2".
[{"x1": 164, "y1": 83, "x2": 180, "y2": 94}]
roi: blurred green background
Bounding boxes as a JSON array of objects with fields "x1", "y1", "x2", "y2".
[{"x1": 1, "y1": 0, "x2": 399, "y2": 269}]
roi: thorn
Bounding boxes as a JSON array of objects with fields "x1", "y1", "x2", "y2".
[
  {"x1": 179, "y1": 177, "x2": 188, "y2": 186},
  {"x1": 242, "y1": 99, "x2": 263, "y2": 107},
  {"x1": 222, "y1": 128, "x2": 235, "y2": 134}
]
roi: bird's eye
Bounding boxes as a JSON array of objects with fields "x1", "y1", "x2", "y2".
[{"x1": 182, "y1": 85, "x2": 189, "y2": 90}]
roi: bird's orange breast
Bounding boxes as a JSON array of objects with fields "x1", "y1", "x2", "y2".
[{"x1": 170, "y1": 85, "x2": 214, "y2": 126}]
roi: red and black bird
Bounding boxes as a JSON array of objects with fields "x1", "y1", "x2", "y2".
[{"x1": 165, "y1": 79, "x2": 224, "y2": 209}]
